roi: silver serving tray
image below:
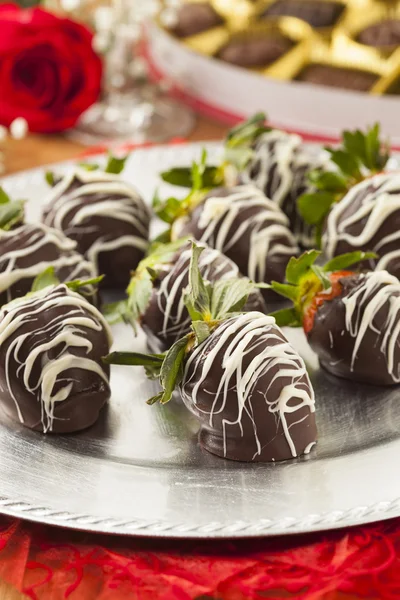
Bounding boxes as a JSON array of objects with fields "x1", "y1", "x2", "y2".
[{"x1": 1, "y1": 142, "x2": 400, "y2": 539}]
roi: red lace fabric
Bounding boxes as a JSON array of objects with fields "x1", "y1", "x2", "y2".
[{"x1": 0, "y1": 516, "x2": 399, "y2": 599}]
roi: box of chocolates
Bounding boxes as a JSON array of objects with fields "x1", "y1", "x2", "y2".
[{"x1": 146, "y1": 0, "x2": 400, "y2": 144}]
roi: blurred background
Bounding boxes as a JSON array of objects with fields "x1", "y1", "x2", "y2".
[{"x1": 1, "y1": 0, "x2": 400, "y2": 174}]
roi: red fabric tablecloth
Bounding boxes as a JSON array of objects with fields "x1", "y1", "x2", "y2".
[{"x1": 0, "y1": 516, "x2": 400, "y2": 599}]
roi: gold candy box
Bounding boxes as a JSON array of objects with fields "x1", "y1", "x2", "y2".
[{"x1": 158, "y1": 0, "x2": 400, "y2": 95}]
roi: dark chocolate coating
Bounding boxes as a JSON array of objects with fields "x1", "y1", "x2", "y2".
[
  {"x1": 358, "y1": 19, "x2": 400, "y2": 48},
  {"x1": 0, "y1": 285, "x2": 111, "y2": 433},
  {"x1": 141, "y1": 241, "x2": 266, "y2": 350},
  {"x1": 0, "y1": 224, "x2": 96, "y2": 306},
  {"x1": 180, "y1": 313, "x2": 317, "y2": 462},
  {"x1": 170, "y1": 2, "x2": 224, "y2": 38},
  {"x1": 296, "y1": 64, "x2": 378, "y2": 91},
  {"x1": 263, "y1": 0, "x2": 344, "y2": 27},
  {"x1": 322, "y1": 174, "x2": 400, "y2": 279},
  {"x1": 307, "y1": 273, "x2": 400, "y2": 386},
  {"x1": 240, "y1": 131, "x2": 327, "y2": 247},
  {"x1": 172, "y1": 186, "x2": 299, "y2": 294},
  {"x1": 217, "y1": 35, "x2": 293, "y2": 68},
  {"x1": 42, "y1": 171, "x2": 150, "y2": 289}
]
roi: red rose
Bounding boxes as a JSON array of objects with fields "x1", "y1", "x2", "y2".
[{"x1": 0, "y1": 3, "x2": 103, "y2": 133}]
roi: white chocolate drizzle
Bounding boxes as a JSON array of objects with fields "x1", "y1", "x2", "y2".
[
  {"x1": 340, "y1": 271, "x2": 400, "y2": 380},
  {"x1": 42, "y1": 168, "x2": 150, "y2": 271},
  {"x1": 240, "y1": 130, "x2": 329, "y2": 247},
  {"x1": 0, "y1": 285, "x2": 112, "y2": 432},
  {"x1": 323, "y1": 172, "x2": 400, "y2": 272},
  {"x1": 0, "y1": 224, "x2": 96, "y2": 303},
  {"x1": 174, "y1": 185, "x2": 298, "y2": 283},
  {"x1": 155, "y1": 244, "x2": 239, "y2": 341},
  {"x1": 181, "y1": 312, "x2": 315, "y2": 459}
]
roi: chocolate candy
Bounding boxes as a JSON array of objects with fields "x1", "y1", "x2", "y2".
[
  {"x1": 141, "y1": 241, "x2": 266, "y2": 349},
  {"x1": 263, "y1": 0, "x2": 344, "y2": 28},
  {"x1": 172, "y1": 185, "x2": 299, "y2": 291},
  {"x1": 307, "y1": 271, "x2": 400, "y2": 386},
  {"x1": 0, "y1": 285, "x2": 112, "y2": 433},
  {"x1": 357, "y1": 19, "x2": 400, "y2": 48},
  {"x1": 0, "y1": 223, "x2": 96, "y2": 306},
  {"x1": 217, "y1": 35, "x2": 293, "y2": 68},
  {"x1": 180, "y1": 312, "x2": 317, "y2": 461},
  {"x1": 296, "y1": 64, "x2": 378, "y2": 91},
  {"x1": 239, "y1": 130, "x2": 329, "y2": 247},
  {"x1": 42, "y1": 169, "x2": 150, "y2": 289},
  {"x1": 170, "y1": 2, "x2": 224, "y2": 38},
  {"x1": 323, "y1": 172, "x2": 400, "y2": 279}
]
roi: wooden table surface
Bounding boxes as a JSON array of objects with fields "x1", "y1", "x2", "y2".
[
  {"x1": 0, "y1": 115, "x2": 368, "y2": 600},
  {"x1": 4, "y1": 115, "x2": 229, "y2": 175}
]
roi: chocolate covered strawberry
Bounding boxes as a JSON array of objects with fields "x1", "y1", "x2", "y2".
[
  {"x1": 154, "y1": 151, "x2": 299, "y2": 295},
  {"x1": 160, "y1": 115, "x2": 391, "y2": 249},
  {"x1": 105, "y1": 243, "x2": 317, "y2": 463},
  {"x1": 271, "y1": 250, "x2": 400, "y2": 385},
  {"x1": 105, "y1": 238, "x2": 266, "y2": 351}
]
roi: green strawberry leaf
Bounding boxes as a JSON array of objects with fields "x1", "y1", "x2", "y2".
[
  {"x1": 183, "y1": 242, "x2": 212, "y2": 322},
  {"x1": 103, "y1": 351, "x2": 164, "y2": 368},
  {"x1": 159, "y1": 334, "x2": 191, "y2": 404},
  {"x1": 0, "y1": 187, "x2": 25, "y2": 230},
  {"x1": 323, "y1": 251, "x2": 377, "y2": 273},
  {"x1": 297, "y1": 192, "x2": 336, "y2": 227},
  {"x1": 66, "y1": 275, "x2": 104, "y2": 292},
  {"x1": 269, "y1": 281, "x2": 298, "y2": 302},
  {"x1": 326, "y1": 148, "x2": 362, "y2": 180},
  {"x1": 102, "y1": 300, "x2": 129, "y2": 325},
  {"x1": 224, "y1": 113, "x2": 270, "y2": 171},
  {"x1": 45, "y1": 172, "x2": 56, "y2": 186},
  {"x1": 192, "y1": 320, "x2": 212, "y2": 345},
  {"x1": 147, "y1": 392, "x2": 164, "y2": 405},
  {"x1": 0, "y1": 187, "x2": 11, "y2": 204},
  {"x1": 31, "y1": 266, "x2": 60, "y2": 292},
  {"x1": 126, "y1": 268, "x2": 154, "y2": 330},
  {"x1": 226, "y1": 112, "x2": 268, "y2": 145},
  {"x1": 153, "y1": 190, "x2": 183, "y2": 224},
  {"x1": 286, "y1": 250, "x2": 321, "y2": 285},
  {"x1": 311, "y1": 265, "x2": 331, "y2": 290},
  {"x1": 161, "y1": 165, "x2": 221, "y2": 189},
  {"x1": 211, "y1": 277, "x2": 259, "y2": 320},
  {"x1": 0, "y1": 200, "x2": 25, "y2": 230},
  {"x1": 191, "y1": 149, "x2": 208, "y2": 191},
  {"x1": 78, "y1": 162, "x2": 99, "y2": 172},
  {"x1": 105, "y1": 153, "x2": 128, "y2": 175},
  {"x1": 149, "y1": 228, "x2": 172, "y2": 247},
  {"x1": 308, "y1": 170, "x2": 348, "y2": 193},
  {"x1": 224, "y1": 146, "x2": 255, "y2": 172},
  {"x1": 269, "y1": 307, "x2": 301, "y2": 327}
]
